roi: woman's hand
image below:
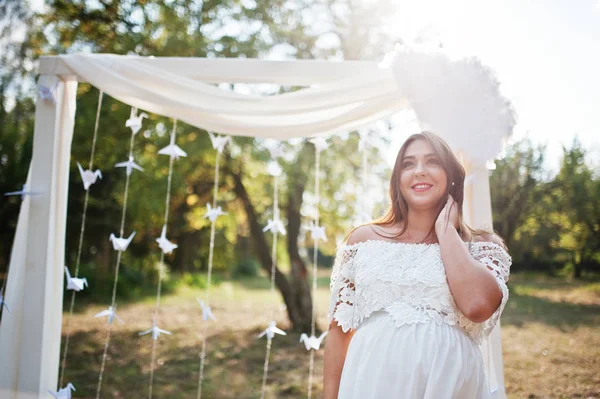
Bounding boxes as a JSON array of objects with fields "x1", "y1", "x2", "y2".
[{"x1": 435, "y1": 195, "x2": 459, "y2": 237}]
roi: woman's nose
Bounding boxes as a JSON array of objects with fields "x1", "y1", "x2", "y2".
[{"x1": 414, "y1": 162, "x2": 427, "y2": 176}]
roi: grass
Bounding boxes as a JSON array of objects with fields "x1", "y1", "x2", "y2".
[{"x1": 57, "y1": 270, "x2": 600, "y2": 399}]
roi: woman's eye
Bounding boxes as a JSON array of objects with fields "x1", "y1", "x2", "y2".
[
  {"x1": 428, "y1": 158, "x2": 439, "y2": 165},
  {"x1": 402, "y1": 162, "x2": 413, "y2": 168}
]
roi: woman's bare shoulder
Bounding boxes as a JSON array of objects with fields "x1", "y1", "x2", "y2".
[{"x1": 345, "y1": 224, "x2": 378, "y2": 245}]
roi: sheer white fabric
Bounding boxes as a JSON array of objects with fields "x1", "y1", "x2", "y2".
[{"x1": 328, "y1": 240, "x2": 511, "y2": 398}]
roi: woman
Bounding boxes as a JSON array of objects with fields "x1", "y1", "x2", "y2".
[{"x1": 323, "y1": 131, "x2": 511, "y2": 399}]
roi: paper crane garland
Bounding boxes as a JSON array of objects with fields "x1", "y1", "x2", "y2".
[
  {"x1": 0, "y1": 293, "x2": 11, "y2": 314},
  {"x1": 158, "y1": 133, "x2": 187, "y2": 160},
  {"x1": 109, "y1": 231, "x2": 136, "y2": 252},
  {"x1": 139, "y1": 322, "x2": 172, "y2": 341},
  {"x1": 299, "y1": 332, "x2": 328, "y2": 351},
  {"x1": 76, "y1": 162, "x2": 102, "y2": 190},
  {"x1": 46, "y1": 383, "x2": 76, "y2": 399},
  {"x1": 4, "y1": 184, "x2": 39, "y2": 199},
  {"x1": 156, "y1": 225, "x2": 178, "y2": 255},
  {"x1": 197, "y1": 298, "x2": 216, "y2": 322},
  {"x1": 208, "y1": 132, "x2": 232, "y2": 153},
  {"x1": 94, "y1": 305, "x2": 124, "y2": 325},
  {"x1": 37, "y1": 82, "x2": 58, "y2": 105},
  {"x1": 263, "y1": 218, "x2": 286, "y2": 235},
  {"x1": 258, "y1": 321, "x2": 286, "y2": 340},
  {"x1": 308, "y1": 221, "x2": 327, "y2": 242},
  {"x1": 115, "y1": 156, "x2": 144, "y2": 176},
  {"x1": 64, "y1": 266, "x2": 88, "y2": 292},
  {"x1": 203, "y1": 203, "x2": 227, "y2": 222},
  {"x1": 125, "y1": 109, "x2": 148, "y2": 135}
]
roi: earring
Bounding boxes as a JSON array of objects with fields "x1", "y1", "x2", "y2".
[{"x1": 451, "y1": 182, "x2": 455, "y2": 186}]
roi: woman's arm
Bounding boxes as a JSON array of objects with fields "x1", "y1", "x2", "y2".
[
  {"x1": 437, "y1": 225, "x2": 503, "y2": 323},
  {"x1": 323, "y1": 322, "x2": 355, "y2": 399}
]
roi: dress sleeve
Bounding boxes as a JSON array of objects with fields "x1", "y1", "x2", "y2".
[
  {"x1": 328, "y1": 245, "x2": 359, "y2": 333},
  {"x1": 471, "y1": 242, "x2": 512, "y2": 337}
]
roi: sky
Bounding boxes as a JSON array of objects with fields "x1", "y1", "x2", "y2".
[
  {"x1": 383, "y1": 0, "x2": 600, "y2": 172},
  {"x1": 27, "y1": 0, "x2": 599, "y2": 172}
]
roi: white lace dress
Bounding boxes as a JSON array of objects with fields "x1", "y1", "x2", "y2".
[{"x1": 328, "y1": 240, "x2": 511, "y2": 399}]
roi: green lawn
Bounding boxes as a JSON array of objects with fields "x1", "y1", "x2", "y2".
[{"x1": 58, "y1": 271, "x2": 600, "y2": 398}]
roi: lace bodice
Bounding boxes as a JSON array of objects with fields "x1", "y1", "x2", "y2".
[{"x1": 328, "y1": 240, "x2": 511, "y2": 345}]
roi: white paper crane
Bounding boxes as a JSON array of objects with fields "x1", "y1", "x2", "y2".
[
  {"x1": 4, "y1": 184, "x2": 39, "y2": 199},
  {"x1": 0, "y1": 293, "x2": 11, "y2": 314},
  {"x1": 109, "y1": 231, "x2": 136, "y2": 252},
  {"x1": 64, "y1": 266, "x2": 88, "y2": 292},
  {"x1": 197, "y1": 298, "x2": 216, "y2": 321},
  {"x1": 207, "y1": 131, "x2": 232, "y2": 153},
  {"x1": 258, "y1": 321, "x2": 286, "y2": 340},
  {"x1": 46, "y1": 383, "x2": 76, "y2": 399},
  {"x1": 94, "y1": 305, "x2": 124, "y2": 325},
  {"x1": 76, "y1": 162, "x2": 102, "y2": 190},
  {"x1": 309, "y1": 137, "x2": 329, "y2": 153},
  {"x1": 308, "y1": 221, "x2": 327, "y2": 242},
  {"x1": 156, "y1": 224, "x2": 178, "y2": 255},
  {"x1": 125, "y1": 109, "x2": 149, "y2": 135},
  {"x1": 158, "y1": 132, "x2": 187, "y2": 160},
  {"x1": 263, "y1": 218, "x2": 286, "y2": 235},
  {"x1": 139, "y1": 322, "x2": 172, "y2": 341},
  {"x1": 299, "y1": 332, "x2": 328, "y2": 351},
  {"x1": 115, "y1": 155, "x2": 144, "y2": 176},
  {"x1": 203, "y1": 203, "x2": 227, "y2": 222},
  {"x1": 266, "y1": 161, "x2": 282, "y2": 177},
  {"x1": 37, "y1": 82, "x2": 58, "y2": 105}
]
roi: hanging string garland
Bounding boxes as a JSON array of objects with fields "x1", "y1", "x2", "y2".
[
  {"x1": 303, "y1": 136, "x2": 329, "y2": 399},
  {"x1": 140, "y1": 118, "x2": 184, "y2": 399},
  {"x1": 95, "y1": 107, "x2": 146, "y2": 399},
  {"x1": 57, "y1": 90, "x2": 105, "y2": 392},
  {"x1": 259, "y1": 142, "x2": 287, "y2": 399},
  {"x1": 196, "y1": 132, "x2": 230, "y2": 399}
]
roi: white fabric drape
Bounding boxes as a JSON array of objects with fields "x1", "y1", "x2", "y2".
[{"x1": 57, "y1": 54, "x2": 408, "y2": 138}]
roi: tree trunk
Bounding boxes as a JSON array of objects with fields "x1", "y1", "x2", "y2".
[{"x1": 229, "y1": 165, "x2": 313, "y2": 331}]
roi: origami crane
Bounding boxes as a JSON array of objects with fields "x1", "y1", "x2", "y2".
[
  {"x1": 203, "y1": 203, "x2": 227, "y2": 222},
  {"x1": 263, "y1": 218, "x2": 286, "y2": 235},
  {"x1": 64, "y1": 266, "x2": 88, "y2": 292},
  {"x1": 308, "y1": 221, "x2": 327, "y2": 242},
  {"x1": 125, "y1": 109, "x2": 149, "y2": 135},
  {"x1": 139, "y1": 322, "x2": 172, "y2": 341},
  {"x1": 258, "y1": 321, "x2": 286, "y2": 340},
  {"x1": 207, "y1": 131, "x2": 232, "y2": 153},
  {"x1": 76, "y1": 162, "x2": 102, "y2": 190},
  {"x1": 156, "y1": 225, "x2": 178, "y2": 255},
  {"x1": 299, "y1": 332, "x2": 328, "y2": 351},
  {"x1": 266, "y1": 162, "x2": 282, "y2": 177},
  {"x1": 158, "y1": 142, "x2": 187, "y2": 160},
  {"x1": 0, "y1": 293, "x2": 11, "y2": 314},
  {"x1": 46, "y1": 383, "x2": 76, "y2": 399},
  {"x1": 309, "y1": 137, "x2": 329, "y2": 153},
  {"x1": 37, "y1": 82, "x2": 58, "y2": 105},
  {"x1": 109, "y1": 231, "x2": 136, "y2": 252},
  {"x1": 94, "y1": 305, "x2": 124, "y2": 324},
  {"x1": 4, "y1": 184, "x2": 39, "y2": 199},
  {"x1": 197, "y1": 298, "x2": 216, "y2": 321},
  {"x1": 115, "y1": 156, "x2": 144, "y2": 176}
]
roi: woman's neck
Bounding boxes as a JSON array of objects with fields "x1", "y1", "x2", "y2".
[{"x1": 405, "y1": 208, "x2": 438, "y2": 241}]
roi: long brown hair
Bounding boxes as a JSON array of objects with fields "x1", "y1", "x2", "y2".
[{"x1": 346, "y1": 131, "x2": 492, "y2": 244}]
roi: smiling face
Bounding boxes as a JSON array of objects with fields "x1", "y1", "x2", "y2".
[{"x1": 399, "y1": 139, "x2": 448, "y2": 211}]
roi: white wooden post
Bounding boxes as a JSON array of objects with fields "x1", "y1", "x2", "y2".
[
  {"x1": 462, "y1": 157, "x2": 507, "y2": 399},
  {"x1": 0, "y1": 76, "x2": 77, "y2": 399}
]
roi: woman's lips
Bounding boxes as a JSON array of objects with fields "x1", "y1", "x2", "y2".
[{"x1": 412, "y1": 184, "x2": 433, "y2": 192}]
